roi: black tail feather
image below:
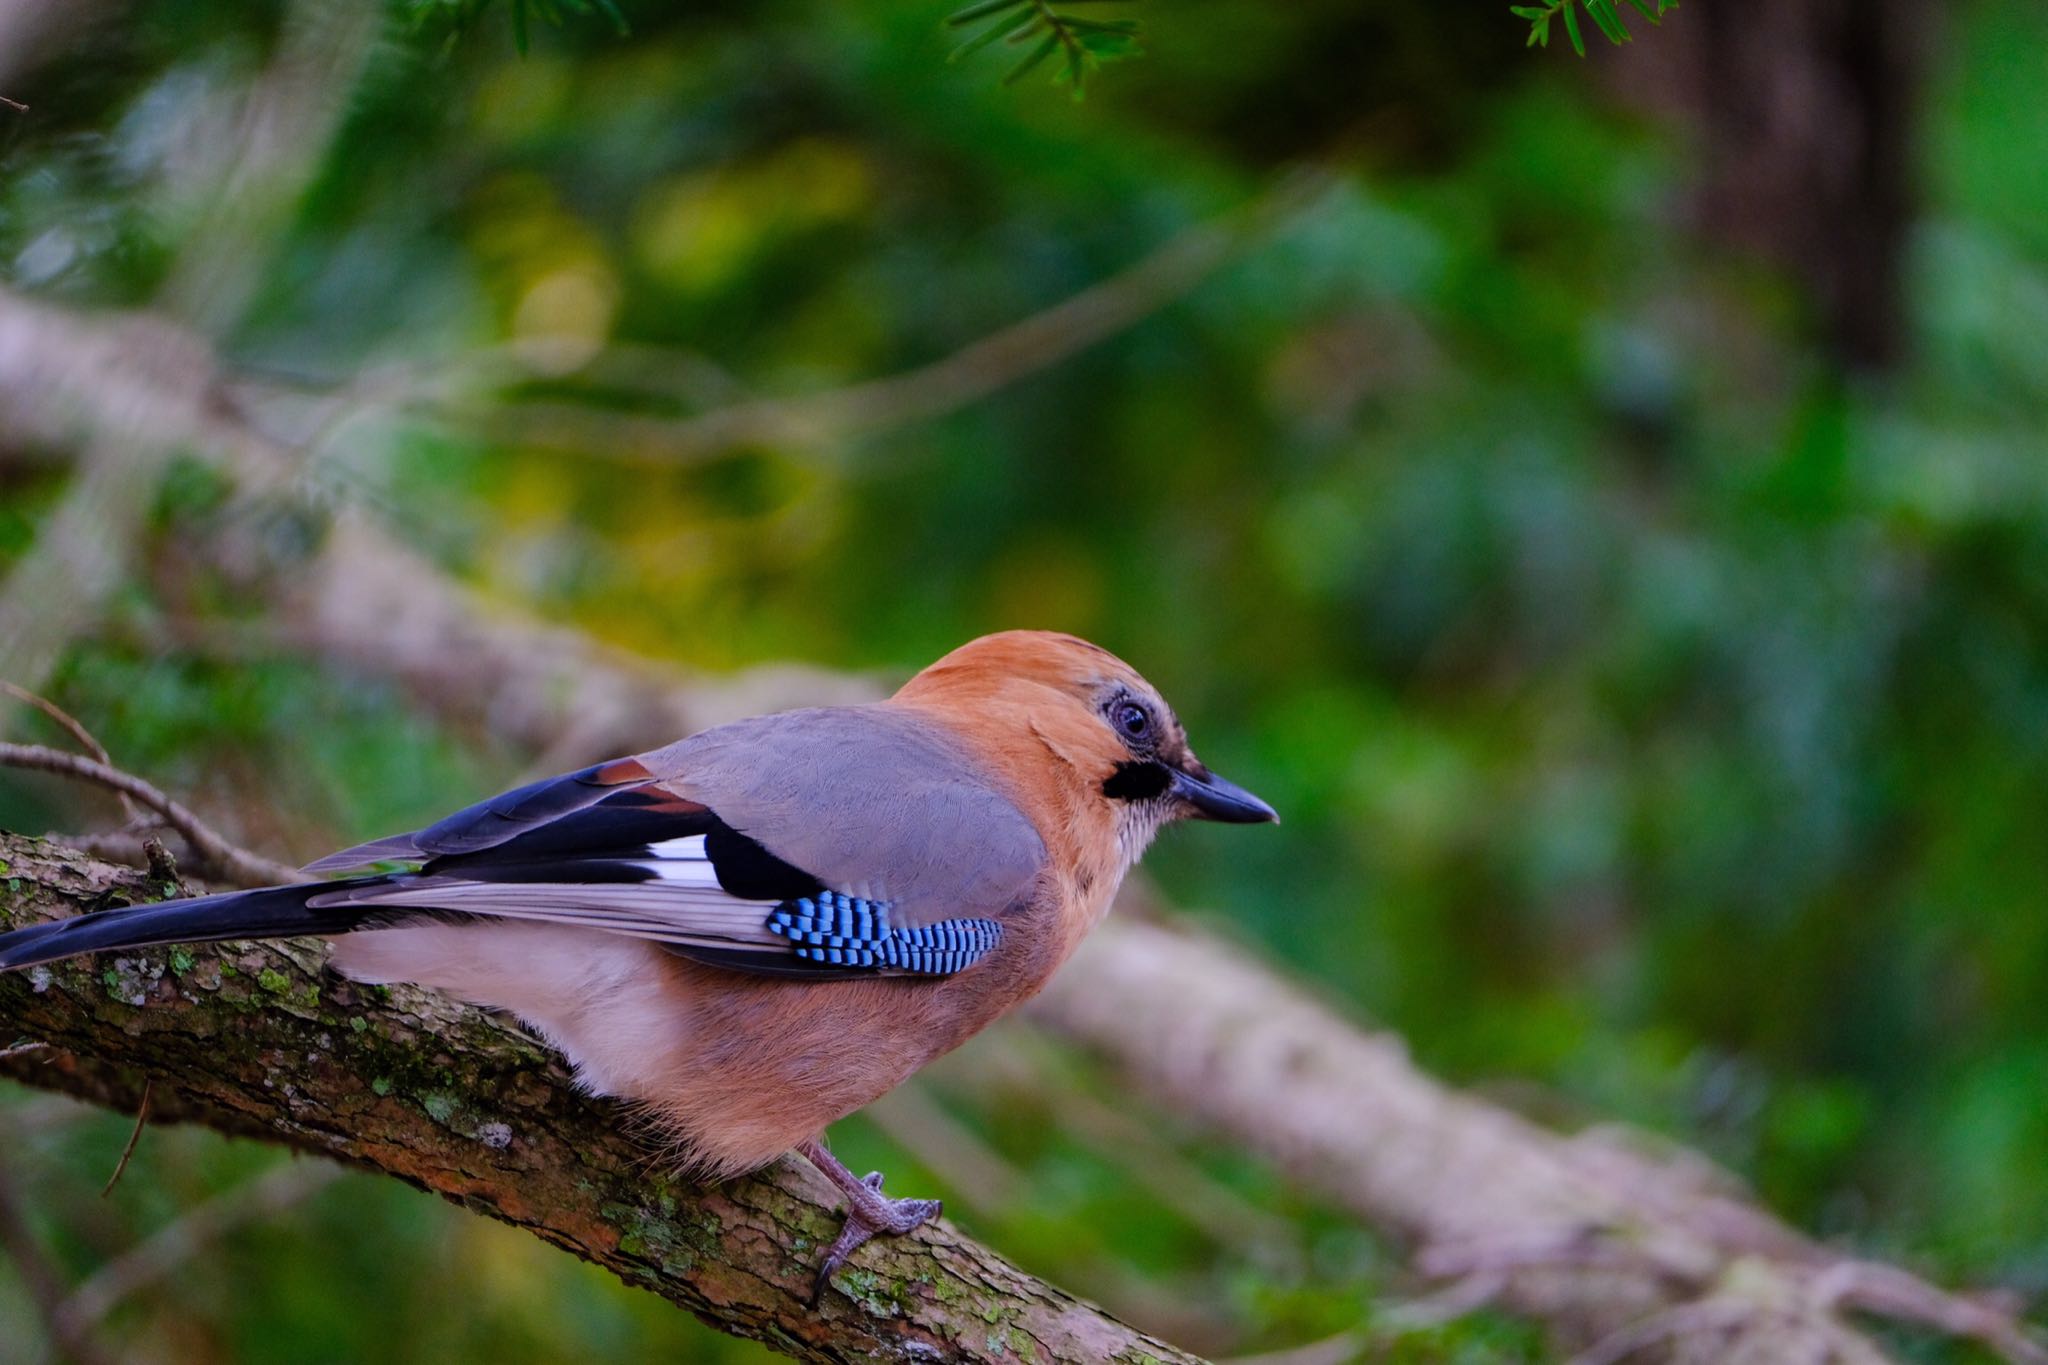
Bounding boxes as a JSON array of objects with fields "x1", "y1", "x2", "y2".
[{"x1": 0, "y1": 884, "x2": 373, "y2": 972}]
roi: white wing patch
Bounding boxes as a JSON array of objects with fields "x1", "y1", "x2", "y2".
[{"x1": 637, "y1": 835, "x2": 721, "y2": 888}]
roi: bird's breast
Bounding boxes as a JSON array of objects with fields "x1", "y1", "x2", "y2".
[{"x1": 645, "y1": 905, "x2": 1065, "y2": 1175}]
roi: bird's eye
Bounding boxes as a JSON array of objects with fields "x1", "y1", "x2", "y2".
[{"x1": 1114, "y1": 702, "x2": 1152, "y2": 741}]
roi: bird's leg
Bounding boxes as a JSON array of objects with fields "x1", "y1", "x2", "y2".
[{"x1": 796, "y1": 1136, "x2": 942, "y2": 1301}]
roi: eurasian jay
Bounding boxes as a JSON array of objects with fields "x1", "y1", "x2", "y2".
[{"x1": 0, "y1": 631, "x2": 1275, "y2": 1293}]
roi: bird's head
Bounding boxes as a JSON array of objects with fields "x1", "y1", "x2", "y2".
[{"x1": 895, "y1": 632, "x2": 1276, "y2": 870}]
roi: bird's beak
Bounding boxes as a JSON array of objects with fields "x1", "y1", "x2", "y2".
[{"x1": 1170, "y1": 764, "x2": 1279, "y2": 824}]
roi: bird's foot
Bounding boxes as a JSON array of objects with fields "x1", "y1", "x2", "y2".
[{"x1": 798, "y1": 1138, "x2": 942, "y2": 1303}]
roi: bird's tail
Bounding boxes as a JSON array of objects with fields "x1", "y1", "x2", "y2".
[{"x1": 0, "y1": 882, "x2": 374, "y2": 972}]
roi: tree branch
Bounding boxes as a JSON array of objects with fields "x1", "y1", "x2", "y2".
[
  {"x1": 1034, "y1": 917, "x2": 2043, "y2": 1363},
  {"x1": 0, "y1": 742, "x2": 305, "y2": 887},
  {"x1": 0, "y1": 832, "x2": 1197, "y2": 1365},
  {"x1": 0, "y1": 0, "x2": 379, "y2": 706}
]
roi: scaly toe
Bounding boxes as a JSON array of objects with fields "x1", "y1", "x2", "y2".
[
  {"x1": 811, "y1": 1225, "x2": 868, "y2": 1305},
  {"x1": 810, "y1": 1195, "x2": 944, "y2": 1303},
  {"x1": 879, "y1": 1196, "x2": 941, "y2": 1235}
]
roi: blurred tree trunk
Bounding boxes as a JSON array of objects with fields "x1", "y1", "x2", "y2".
[{"x1": 1692, "y1": 0, "x2": 1929, "y2": 370}]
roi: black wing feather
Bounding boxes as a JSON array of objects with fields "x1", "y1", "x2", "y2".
[
  {"x1": 425, "y1": 790, "x2": 825, "y2": 903},
  {"x1": 304, "y1": 758, "x2": 662, "y2": 873},
  {"x1": 415, "y1": 760, "x2": 642, "y2": 856}
]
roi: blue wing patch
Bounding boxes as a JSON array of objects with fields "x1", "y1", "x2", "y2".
[{"x1": 766, "y1": 891, "x2": 1002, "y2": 975}]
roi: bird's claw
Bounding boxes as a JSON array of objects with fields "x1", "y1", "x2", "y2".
[{"x1": 808, "y1": 1172, "x2": 942, "y2": 1304}]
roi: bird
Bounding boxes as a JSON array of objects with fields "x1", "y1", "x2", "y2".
[{"x1": 0, "y1": 630, "x2": 1275, "y2": 1295}]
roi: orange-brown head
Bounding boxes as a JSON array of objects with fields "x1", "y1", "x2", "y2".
[{"x1": 892, "y1": 631, "x2": 1275, "y2": 893}]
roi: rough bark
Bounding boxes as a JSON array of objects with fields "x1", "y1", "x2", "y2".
[
  {"x1": 1038, "y1": 921, "x2": 1943, "y2": 1363},
  {"x1": 0, "y1": 832, "x2": 1196, "y2": 1365}
]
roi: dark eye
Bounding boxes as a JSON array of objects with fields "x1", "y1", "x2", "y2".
[{"x1": 1114, "y1": 702, "x2": 1152, "y2": 741}]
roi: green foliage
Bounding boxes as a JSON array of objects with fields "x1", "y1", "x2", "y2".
[
  {"x1": 404, "y1": 0, "x2": 628, "y2": 54},
  {"x1": 946, "y1": 0, "x2": 1142, "y2": 95},
  {"x1": 1511, "y1": 0, "x2": 1674, "y2": 57}
]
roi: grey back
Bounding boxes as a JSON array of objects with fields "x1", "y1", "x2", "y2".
[{"x1": 649, "y1": 705, "x2": 1048, "y2": 926}]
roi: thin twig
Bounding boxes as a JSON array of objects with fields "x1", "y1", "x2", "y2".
[
  {"x1": 1, "y1": 1040, "x2": 50, "y2": 1061},
  {"x1": 0, "y1": 681, "x2": 144, "y2": 822},
  {"x1": 0, "y1": 94, "x2": 25, "y2": 112},
  {"x1": 0, "y1": 682, "x2": 114, "y2": 765},
  {"x1": 100, "y1": 1078, "x2": 153, "y2": 1198},
  {"x1": 422, "y1": 172, "x2": 1332, "y2": 466},
  {"x1": 0, "y1": 742, "x2": 304, "y2": 887}
]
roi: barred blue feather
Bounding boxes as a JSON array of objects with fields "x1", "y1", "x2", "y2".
[{"x1": 766, "y1": 891, "x2": 1003, "y2": 974}]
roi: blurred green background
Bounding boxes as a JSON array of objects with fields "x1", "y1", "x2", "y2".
[{"x1": 2, "y1": 0, "x2": 2047, "y2": 1360}]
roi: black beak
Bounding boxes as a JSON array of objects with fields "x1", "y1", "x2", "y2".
[{"x1": 1170, "y1": 764, "x2": 1279, "y2": 824}]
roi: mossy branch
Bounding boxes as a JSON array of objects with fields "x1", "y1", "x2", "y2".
[{"x1": 0, "y1": 832, "x2": 1196, "y2": 1365}]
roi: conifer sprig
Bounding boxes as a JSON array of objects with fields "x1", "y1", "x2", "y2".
[
  {"x1": 946, "y1": 0, "x2": 1142, "y2": 97},
  {"x1": 1509, "y1": 0, "x2": 1677, "y2": 58}
]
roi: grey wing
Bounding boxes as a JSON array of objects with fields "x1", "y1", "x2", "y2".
[
  {"x1": 647, "y1": 705, "x2": 1049, "y2": 929},
  {"x1": 301, "y1": 705, "x2": 1046, "y2": 979}
]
